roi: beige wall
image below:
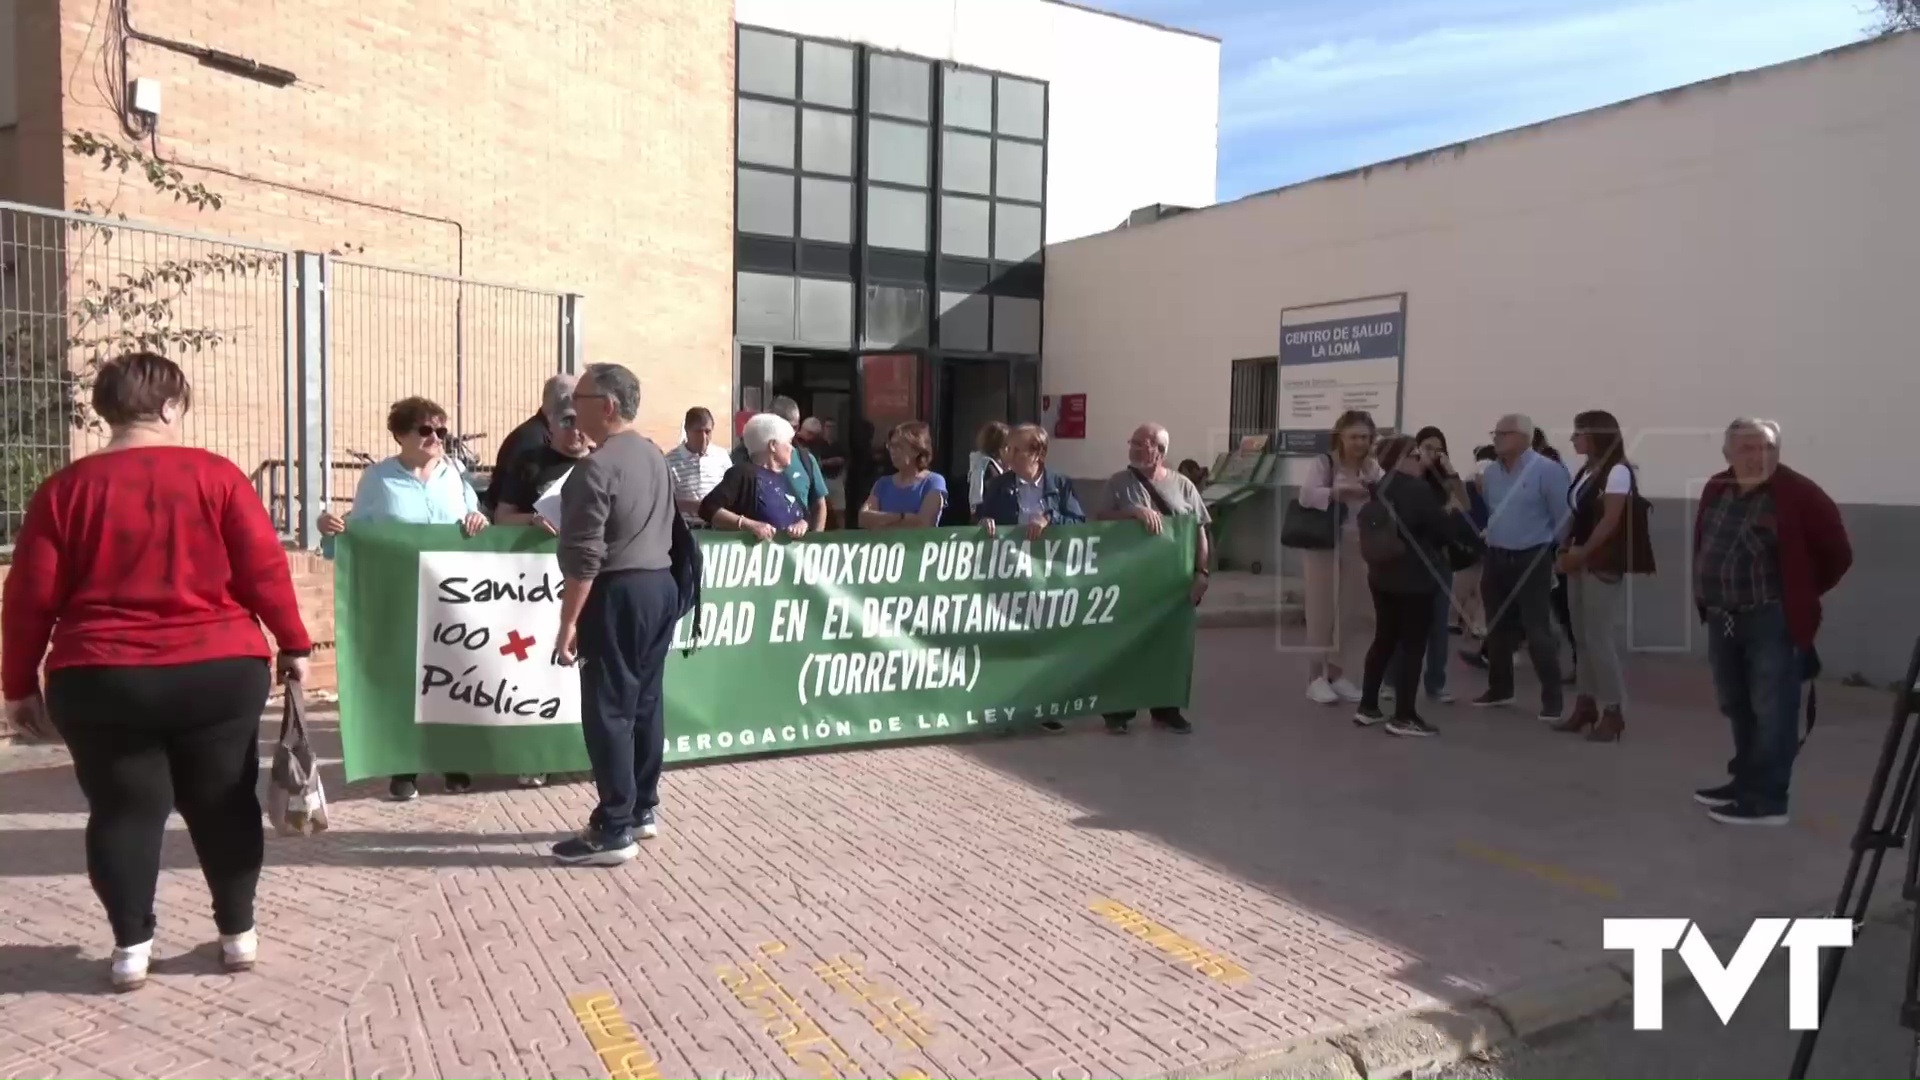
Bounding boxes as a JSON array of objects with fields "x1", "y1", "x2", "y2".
[{"x1": 1041, "y1": 34, "x2": 1920, "y2": 505}]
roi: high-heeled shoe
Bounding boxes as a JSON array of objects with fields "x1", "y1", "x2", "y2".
[
  {"x1": 1550, "y1": 695, "x2": 1597, "y2": 733},
  {"x1": 1588, "y1": 706, "x2": 1625, "y2": 743}
]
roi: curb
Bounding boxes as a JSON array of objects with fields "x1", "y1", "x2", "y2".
[{"x1": 1175, "y1": 897, "x2": 1909, "y2": 1079}]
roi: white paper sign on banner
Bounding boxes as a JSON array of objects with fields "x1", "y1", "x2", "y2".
[
  {"x1": 414, "y1": 550, "x2": 580, "y2": 727},
  {"x1": 533, "y1": 468, "x2": 573, "y2": 531}
]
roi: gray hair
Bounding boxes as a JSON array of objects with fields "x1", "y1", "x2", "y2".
[
  {"x1": 581, "y1": 363, "x2": 640, "y2": 421},
  {"x1": 768, "y1": 395, "x2": 801, "y2": 425},
  {"x1": 1139, "y1": 423, "x2": 1170, "y2": 453},
  {"x1": 1725, "y1": 417, "x2": 1781, "y2": 448},
  {"x1": 742, "y1": 412, "x2": 795, "y2": 458},
  {"x1": 1497, "y1": 413, "x2": 1535, "y2": 440},
  {"x1": 540, "y1": 373, "x2": 577, "y2": 426}
]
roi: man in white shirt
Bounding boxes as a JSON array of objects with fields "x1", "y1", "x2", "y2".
[{"x1": 665, "y1": 407, "x2": 732, "y2": 526}]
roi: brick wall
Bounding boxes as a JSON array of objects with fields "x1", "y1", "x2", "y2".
[
  {"x1": 52, "y1": 0, "x2": 736, "y2": 447},
  {"x1": 2, "y1": 0, "x2": 737, "y2": 738}
]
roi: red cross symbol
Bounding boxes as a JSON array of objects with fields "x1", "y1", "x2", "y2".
[{"x1": 499, "y1": 630, "x2": 536, "y2": 662}]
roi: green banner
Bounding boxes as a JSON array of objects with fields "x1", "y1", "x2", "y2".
[{"x1": 333, "y1": 518, "x2": 1197, "y2": 780}]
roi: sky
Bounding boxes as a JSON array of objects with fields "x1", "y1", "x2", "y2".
[{"x1": 1091, "y1": 0, "x2": 1877, "y2": 201}]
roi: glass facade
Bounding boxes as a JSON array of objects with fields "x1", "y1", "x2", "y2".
[{"x1": 733, "y1": 26, "x2": 1046, "y2": 361}]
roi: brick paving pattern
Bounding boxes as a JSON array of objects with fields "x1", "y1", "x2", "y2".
[{"x1": 0, "y1": 628, "x2": 1891, "y2": 1078}]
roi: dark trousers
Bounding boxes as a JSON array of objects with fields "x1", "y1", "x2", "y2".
[
  {"x1": 1383, "y1": 566, "x2": 1452, "y2": 698},
  {"x1": 1708, "y1": 602, "x2": 1803, "y2": 814},
  {"x1": 45, "y1": 657, "x2": 271, "y2": 948},
  {"x1": 1552, "y1": 574, "x2": 1578, "y2": 669},
  {"x1": 578, "y1": 568, "x2": 680, "y2": 836},
  {"x1": 1482, "y1": 546, "x2": 1565, "y2": 712},
  {"x1": 1362, "y1": 588, "x2": 1435, "y2": 718}
]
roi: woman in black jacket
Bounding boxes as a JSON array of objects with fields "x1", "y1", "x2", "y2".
[{"x1": 1356, "y1": 435, "x2": 1482, "y2": 737}]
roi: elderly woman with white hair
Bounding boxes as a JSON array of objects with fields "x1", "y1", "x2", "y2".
[{"x1": 698, "y1": 413, "x2": 810, "y2": 541}]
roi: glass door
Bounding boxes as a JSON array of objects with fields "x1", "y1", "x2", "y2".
[
  {"x1": 853, "y1": 352, "x2": 928, "y2": 523},
  {"x1": 733, "y1": 341, "x2": 773, "y2": 444}
]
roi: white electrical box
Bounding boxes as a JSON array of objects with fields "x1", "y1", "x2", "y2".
[{"x1": 131, "y1": 78, "x2": 163, "y2": 117}]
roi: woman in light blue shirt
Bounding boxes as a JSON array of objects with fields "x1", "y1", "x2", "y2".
[
  {"x1": 318, "y1": 396, "x2": 488, "y2": 802},
  {"x1": 861, "y1": 421, "x2": 947, "y2": 530}
]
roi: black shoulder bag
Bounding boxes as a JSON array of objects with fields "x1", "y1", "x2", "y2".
[{"x1": 1280, "y1": 454, "x2": 1340, "y2": 551}]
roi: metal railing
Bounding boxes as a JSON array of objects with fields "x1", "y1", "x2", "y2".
[
  {"x1": 0, "y1": 200, "x2": 584, "y2": 552},
  {"x1": 0, "y1": 200, "x2": 294, "y2": 542},
  {"x1": 326, "y1": 260, "x2": 574, "y2": 504}
]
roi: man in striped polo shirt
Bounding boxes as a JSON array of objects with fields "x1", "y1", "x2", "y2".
[{"x1": 665, "y1": 406, "x2": 731, "y2": 527}]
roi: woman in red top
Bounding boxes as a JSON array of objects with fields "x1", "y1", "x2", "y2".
[{"x1": 2, "y1": 352, "x2": 313, "y2": 992}]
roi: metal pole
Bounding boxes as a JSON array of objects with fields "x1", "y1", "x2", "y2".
[
  {"x1": 563, "y1": 293, "x2": 584, "y2": 374},
  {"x1": 294, "y1": 252, "x2": 328, "y2": 549},
  {"x1": 280, "y1": 252, "x2": 298, "y2": 538}
]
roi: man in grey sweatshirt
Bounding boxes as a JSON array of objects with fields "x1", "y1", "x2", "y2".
[{"x1": 551, "y1": 362, "x2": 679, "y2": 866}]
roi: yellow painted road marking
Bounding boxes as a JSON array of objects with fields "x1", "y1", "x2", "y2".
[
  {"x1": 566, "y1": 991, "x2": 662, "y2": 1080},
  {"x1": 1089, "y1": 898, "x2": 1251, "y2": 985},
  {"x1": 814, "y1": 954, "x2": 939, "y2": 1052},
  {"x1": 1454, "y1": 841, "x2": 1621, "y2": 900},
  {"x1": 717, "y1": 942, "x2": 856, "y2": 1080}
]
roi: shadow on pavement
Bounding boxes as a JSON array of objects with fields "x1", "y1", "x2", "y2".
[
  {"x1": 0, "y1": 944, "x2": 122, "y2": 996},
  {"x1": 953, "y1": 626, "x2": 1893, "y2": 1017}
]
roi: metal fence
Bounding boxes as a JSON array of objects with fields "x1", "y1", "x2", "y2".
[
  {"x1": 327, "y1": 260, "x2": 576, "y2": 508},
  {"x1": 0, "y1": 199, "x2": 583, "y2": 551}
]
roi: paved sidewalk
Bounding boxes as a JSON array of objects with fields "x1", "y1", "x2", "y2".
[{"x1": 0, "y1": 627, "x2": 1894, "y2": 1079}]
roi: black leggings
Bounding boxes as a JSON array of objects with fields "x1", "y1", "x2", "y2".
[
  {"x1": 1363, "y1": 588, "x2": 1436, "y2": 718},
  {"x1": 46, "y1": 658, "x2": 271, "y2": 948}
]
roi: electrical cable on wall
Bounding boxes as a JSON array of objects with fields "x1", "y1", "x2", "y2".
[
  {"x1": 110, "y1": 0, "x2": 465, "y2": 276},
  {"x1": 111, "y1": 0, "x2": 297, "y2": 140}
]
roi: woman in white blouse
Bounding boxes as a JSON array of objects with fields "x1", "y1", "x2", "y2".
[
  {"x1": 1552, "y1": 410, "x2": 1639, "y2": 742},
  {"x1": 1297, "y1": 410, "x2": 1383, "y2": 705}
]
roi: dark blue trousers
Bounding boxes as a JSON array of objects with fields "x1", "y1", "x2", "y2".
[{"x1": 577, "y1": 568, "x2": 679, "y2": 836}]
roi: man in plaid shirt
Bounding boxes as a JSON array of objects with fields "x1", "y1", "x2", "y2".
[{"x1": 1691, "y1": 418, "x2": 1851, "y2": 827}]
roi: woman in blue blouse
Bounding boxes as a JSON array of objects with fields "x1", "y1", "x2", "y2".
[
  {"x1": 861, "y1": 421, "x2": 947, "y2": 530},
  {"x1": 974, "y1": 423, "x2": 1085, "y2": 542},
  {"x1": 318, "y1": 396, "x2": 488, "y2": 802}
]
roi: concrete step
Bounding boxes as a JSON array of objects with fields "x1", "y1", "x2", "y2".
[{"x1": 1197, "y1": 571, "x2": 1304, "y2": 629}]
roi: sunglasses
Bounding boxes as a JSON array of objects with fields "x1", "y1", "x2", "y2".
[{"x1": 416, "y1": 425, "x2": 450, "y2": 442}]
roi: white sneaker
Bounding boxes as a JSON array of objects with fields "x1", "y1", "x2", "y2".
[
  {"x1": 110, "y1": 940, "x2": 152, "y2": 992},
  {"x1": 1306, "y1": 677, "x2": 1340, "y2": 705},
  {"x1": 220, "y1": 929, "x2": 258, "y2": 972},
  {"x1": 1330, "y1": 678, "x2": 1364, "y2": 703}
]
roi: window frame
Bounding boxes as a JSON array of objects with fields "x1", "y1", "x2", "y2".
[
  {"x1": 731, "y1": 27, "x2": 1047, "y2": 363},
  {"x1": 931, "y1": 61, "x2": 1048, "y2": 358},
  {"x1": 734, "y1": 25, "x2": 862, "y2": 309},
  {"x1": 1228, "y1": 356, "x2": 1280, "y2": 448}
]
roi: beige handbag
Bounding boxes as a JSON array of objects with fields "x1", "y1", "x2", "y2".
[{"x1": 266, "y1": 679, "x2": 330, "y2": 837}]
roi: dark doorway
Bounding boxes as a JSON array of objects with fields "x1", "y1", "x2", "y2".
[{"x1": 937, "y1": 359, "x2": 1010, "y2": 523}]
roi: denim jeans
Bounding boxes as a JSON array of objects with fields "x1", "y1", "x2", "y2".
[
  {"x1": 1706, "y1": 602, "x2": 1803, "y2": 815},
  {"x1": 1384, "y1": 566, "x2": 1452, "y2": 698}
]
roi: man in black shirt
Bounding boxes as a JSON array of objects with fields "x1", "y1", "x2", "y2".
[
  {"x1": 493, "y1": 396, "x2": 595, "y2": 534},
  {"x1": 483, "y1": 373, "x2": 576, "y2": 514}
]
